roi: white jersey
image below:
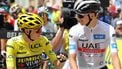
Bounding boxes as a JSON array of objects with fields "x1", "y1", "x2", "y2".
[{"x1": 68, "y1": 20, "x2": 118, "y2": 69}]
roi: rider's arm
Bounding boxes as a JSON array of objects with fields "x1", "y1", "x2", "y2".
[
  {"x1": 6, "y1": 39, "x2": 16, "y2": 69},
  {"x1": 68, "y1": 28, "x2": 78, "y2": 69},
  {"x1": 43, "y1": 37, "x2": 58, "y2": 66},
  {"x1": 111, "y1": 52, "x2": 121, "y2": 69},
  {"x1": 69, "y1": 53, "x2": 78, "y2": 69},
  {"x1": 110, "y1": 42, "x2": 121, "y2": 69},
  {"x1": 69, "y1": 41, "x2": 78, "y2": 69},
  {"x1": 109, "y1": 26, "x2": 121, "y2": 69},
  {"x1": 51, "y1": 27, "x2": 64, "y2": 50},
  {"x1": 1, "y1": 39, "x2": 7, "y2": 51},
  {"x1": 1, "y1": 39, "x2": 7, "y2": 57}
]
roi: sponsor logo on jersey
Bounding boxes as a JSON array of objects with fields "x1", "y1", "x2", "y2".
[
  {"x1": 81, "y1": 43, "x2": 100, "y2": 49},
  {"x1": 93, "y1": 34, "x2": 105, "y2": 39},
  {"x1": 16, "y1": 54, "x2": 42, "y2": 68},
  {"x1": 78, "y1": 39, "x2": 88, "y2": 41},
  {"x1": 78, "y1": 43, "x2": 106, "y2": 53},
  {"x1": 69, "y1": 44, "x2": 77, "y2": 50},
  {"x1": 7, "y1": 45, "x2": 14, "y2": 49},
  {"x1": 29, "y1": 43, "x2": 42, "y2": 52},
  {"x1": 7, "y1": 55, "x2": 15, "y2": 58},
  {"x1": 17, "y1": 54, "x2": 42, "y2": 63},
  {"x1": 17, "y1": 52, "x2": 27, "y2": 54},
  {"x1": 19, "y1": 46, "x2": 25, "y2": 50},
  {"x1": 79, "y1": 37, "x2": 88, "y2": 41},
  {"x1": 111, "y1": 43, "x2": 117, "y2": 49}
]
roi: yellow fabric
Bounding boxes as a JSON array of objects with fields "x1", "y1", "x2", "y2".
[
  {"x1": 51, "y1": 10, "x2": 61, "y2": 24},
  {"x1": 63, "y1": 30, "x2": 69, "y2": 53},
  {"x1": 6, "y1": 35, "x2": 57, "y2": 68},
  {"x1": 21, "y1": 8, "x2": 26, "y2": 14},
  {"x1": 106, "y1": 38, "x2": 122, "y2": 69},
  {"x1": 17, "y1": 13, "x2": 44, "y2": 29}
]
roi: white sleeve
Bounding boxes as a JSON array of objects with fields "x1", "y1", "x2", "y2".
[
  {"x1": 109, "y1": 26, "x2": 118, "y2": 53},
  {"x1": 69, "y1": 28, "x2": 78, "y2": 54}
]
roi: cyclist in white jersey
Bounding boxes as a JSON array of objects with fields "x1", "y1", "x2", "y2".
[{"x1": 67, "y1": 0, "x2": 121, "y2": 69}]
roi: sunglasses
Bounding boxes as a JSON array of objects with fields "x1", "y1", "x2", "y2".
[
  {"x1": 32, "y1": 26, "x2": 42, "y2": 33},
  {"x1": 117, "y1": 27, "x2": 122, "y2": 30},
  {"x1": 77, "y1": 14, "x2": 87, "y2": 18}
]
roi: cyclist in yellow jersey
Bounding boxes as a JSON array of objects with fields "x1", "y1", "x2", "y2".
[
  {"x1": 6, "y1": 13, "x2": 57, "y2": 69},
  {"x1": 113, "y1": 20, "x2": 122, "y2": 68},
  {"x1": 106, "y1": 20, "x2": 122, "y2": 69},
  {"x1": 106, "y1": 38, "x2": 122, "y2": 69}
]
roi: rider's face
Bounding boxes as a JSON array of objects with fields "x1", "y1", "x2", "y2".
[
  {"x1": 116, "y1": 24, "x2": 122, "y2": 35},
  {"x1": 29, "y1": 26, "x2": 42, "y2": 39},
  {"x1": 77, "y1": 13, "x2": 96, "y2": 26},
  {"x1": 77, "y1": 13, "x2": 89, "y2": 25},
  {"x1": 32, "y1": 26, "x2": 42, "y2": 34}
]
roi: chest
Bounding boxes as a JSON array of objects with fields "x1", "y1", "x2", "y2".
[
  {"x1": 77, "y1": 29, "x2": 110, "y2": 49},
  {"x1": 15, "y1": 42, "x2": 44, "y2": 57}
]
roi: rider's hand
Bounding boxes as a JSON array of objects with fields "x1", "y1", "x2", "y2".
[
  {"x1": 57, "y1": 52, "x2": 68, "y2": 63},
  {"x1": 60, "y1": 17, "x2": 77, "y2": 29}
]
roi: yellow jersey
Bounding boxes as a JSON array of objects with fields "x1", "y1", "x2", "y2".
[
  {"x1": 63, "y1": 29, "x2": 69, "y2": 53},
  {"x1": 51, "y1": 10, "x2": 61, "y2": 24},
  {"x1": 6, "y1": 35, "x2": 57, "y2": 69},
  {"x1": 106, "y1": 38, "x2": 122, "y2": 69}
]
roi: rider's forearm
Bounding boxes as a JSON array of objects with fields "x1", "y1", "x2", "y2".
[
  {"x1": 111, "y1": 52, "x2": 121, "y2": 69},
  {"x1": 1, "y1": 39, "x2": 7, "y2": 50},
  {"x1": 69, "y1": 54, "x2": 78, "y2": 69},
  {"x1": 69, "y1": 58, "x2": 78, "y2": 69},
  {"x1": 53, "y1": 60, "x2": 60, "y2": 69},
  {"x1": 51, "y1": 27, "x2": 64, "y2": 50}
]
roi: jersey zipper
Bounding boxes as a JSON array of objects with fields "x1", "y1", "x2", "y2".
[{"x1": 90, "y1": 28, "x2": 95, "y2": 68}]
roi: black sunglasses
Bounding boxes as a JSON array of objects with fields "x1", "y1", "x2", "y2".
[
  {"x1": 77, "y1": 14, "x2": 87, "y2": 18},
  {"x1": 117, "y1": 27, "x2": 122, "y2": 30}
]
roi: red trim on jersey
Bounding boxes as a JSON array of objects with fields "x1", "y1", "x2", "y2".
[{"x1": 78, "y1": 47, "x2": 106, "y2": 53}]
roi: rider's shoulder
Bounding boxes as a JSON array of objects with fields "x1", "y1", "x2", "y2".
[
  {"x1": 70, "y1": 23, "x2": 84, "y2": 31},
  {"x1": 98, "y1": 20, "x2": 114, "y2": 30}
]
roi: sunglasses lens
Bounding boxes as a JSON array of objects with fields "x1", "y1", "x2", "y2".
[
  {"x1": 118, "y1": 28, "x2": 122, "y2": 30},
  {"x1": 78, "y1": 14, "x2": 85, "y2": 18}
]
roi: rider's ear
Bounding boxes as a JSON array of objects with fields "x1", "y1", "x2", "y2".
[
  {"x1": 89, "y1": 13, "x2": 94, "y2": 18},
  {"x1": 91, "y1": 13, "x2": 98, "y2": 18}
]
